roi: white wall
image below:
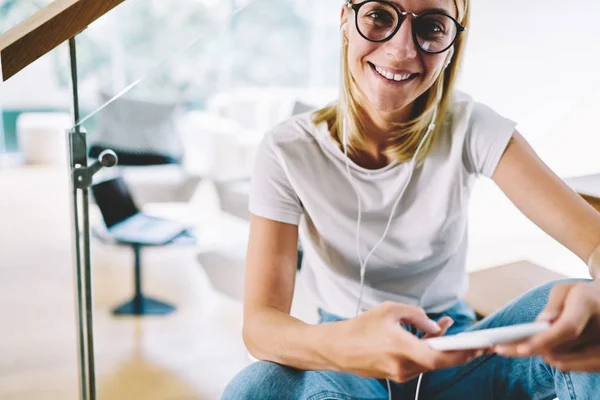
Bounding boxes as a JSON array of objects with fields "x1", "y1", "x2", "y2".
[
  {"x1": 458, "y1": 1, "x2": 600, "y2": 275},
  {"x1": 458, "y1": 0, "x2": 600, "y2": 177}
]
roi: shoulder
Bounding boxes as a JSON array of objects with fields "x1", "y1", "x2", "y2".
[
  {"x1": 449, "y1": 92, "x2": 518, "y2": 176},
  {"x1": 448, "y1": 91, "x2": 512, "y2": 129},
  {"x1": 259, "y1": 111, "x2": 326, "y2": 159},
  {"x1": 264, "y1": 112, "x2": 321, "y2": 145}
]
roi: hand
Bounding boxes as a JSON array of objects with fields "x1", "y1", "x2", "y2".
[
  {"x1": 495, "y1": 280, "x2": 600, "y2": 372},
  {"x1": 329, "y1": 301, "x2": 485, "y2": 383}
]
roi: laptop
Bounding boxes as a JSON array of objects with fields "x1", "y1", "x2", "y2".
[{"x1": 91, "y1": 176, "x2": 188, "y2": 245}]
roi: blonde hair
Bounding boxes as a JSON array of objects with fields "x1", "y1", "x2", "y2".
[{"x1": 313, "y1": 0, "x2": 469, "y2": 163}]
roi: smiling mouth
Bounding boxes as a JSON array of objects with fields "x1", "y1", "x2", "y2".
[{"x1": 368, "y1": 62, "x2": 419, "y2": 83}]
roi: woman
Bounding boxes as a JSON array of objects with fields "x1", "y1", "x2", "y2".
[{"x1": 223, "y1": 0, "x2": 600, "y2": 398}]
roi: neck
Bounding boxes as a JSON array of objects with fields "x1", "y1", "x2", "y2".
[
  {"x1": 358, "y1": 102, "x2": 414, "y2": 147},
  {"x1": 344, "y1": 103, "x2": 414, "y2": 169}
]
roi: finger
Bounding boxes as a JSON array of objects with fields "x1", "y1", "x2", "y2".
[
  {"x1": 502, "y1": 284, "x2": 591, "y2": 356},
  {"x1": 497, "y1": 284, "x2": 594, "y2": 357},
  {"x1": 535, "y1": 283, "x2": 573, "y2": 323},
  {"x1": 545, "y1": 343, "x2": 600, "y2": 372},
  {"x1": 415, "y1": 346, "x2": 481, "y2": 370},
  {"x1": 385, "y1": 302, "x2": 442, "y2": 335},
  {"x1": 571, "y1": 323, "x2": 600, "y2": 349},
  {"x1": 497, "y1": 284, "x2": 574, "y2": 357},
  {"x1": 399, "y1": 330, "x2": 478, "y2": 370},
  {"x1": 495, "y1": 338, "x2": 536, "y2": 357},
  {"x1": 422, "y1": 317, "x2": 454, "y2": 339},
  {"x1": 496, "y1": 335, "x2": 582, "y2": 358},
  {"x1": 437, "y1": 317, "x2": 455, "y2": 334},
  {"x1": 525, "y1": 285, "x2": 594, "y2": 355},
  {"x1": 431, "y1": 349, "x2": 482, "y2": 369}
]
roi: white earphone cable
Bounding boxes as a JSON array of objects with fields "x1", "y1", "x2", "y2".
[
  {"x1": 338, "y1": 13, "x2": 451, "y2": 399},
  {"x1": 343, "y1": 107, "x2": 438, "y2": 400},
  {"x1": 415, "y1": 372, "x2": 424, "y2": 400}
]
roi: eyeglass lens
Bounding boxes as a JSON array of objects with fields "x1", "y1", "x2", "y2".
[{"x1": 355, "y1": 1, "x2": 458, "y2": 53}]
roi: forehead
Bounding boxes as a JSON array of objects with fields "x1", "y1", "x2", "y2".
[{"x1": 384, "y1": 0, "x2": 457, "y2": 18}]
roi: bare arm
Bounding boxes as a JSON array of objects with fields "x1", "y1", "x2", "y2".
[
  {"x1": 242, "y1": 214, "x2": 341, "y2": 370},
  {"x1": 242, "y1": 215, "x2": 489, "y2": 379},
  {"x1": 492, "y1": 131, "x2": 600, "y2": 278}
]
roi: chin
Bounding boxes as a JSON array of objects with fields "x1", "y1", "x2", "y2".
[{"x1": 367, "y1": 95, "x2": 412, "y2": 114}]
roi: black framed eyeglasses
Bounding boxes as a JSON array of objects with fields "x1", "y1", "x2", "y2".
[{"x1": 347, "y1": 0, "x2": 467, "y2": 54}]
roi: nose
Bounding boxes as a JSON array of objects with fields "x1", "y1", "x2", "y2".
[{"x1": 382, "y1": 16, "x2": 418, "y2": 60}]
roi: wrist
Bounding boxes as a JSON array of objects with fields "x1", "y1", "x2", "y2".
[
  {"x1": 315, "y1": 320, "x2": 350, "y2": 372},
  {"x1": 587, "y1": 244, "x2": 600, "y2": 280},
  {"x1": 587, "y1": 249, "x2": 600, "y2": 281},
  {"x1": 589, "y1": 266, "x2": 600, "y2": 281}
]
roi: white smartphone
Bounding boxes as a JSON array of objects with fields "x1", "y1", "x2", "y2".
[{"x1": 424, "y1": 321, "x2": 550, "y2": 351}]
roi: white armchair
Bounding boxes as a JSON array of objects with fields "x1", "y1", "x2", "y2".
[{"x1": 88, "y1": 93, "x2": 201, "y2": 205}]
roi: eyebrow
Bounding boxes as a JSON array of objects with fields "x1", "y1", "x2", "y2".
[
  {"x1": 384, "y1": 1, "x2": 454, "y2": 16},
  {"x1": 420, "y1": 7, "x2": 453, "y2": 15}
]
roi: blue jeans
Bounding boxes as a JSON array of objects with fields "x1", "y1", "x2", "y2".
[{"x1": 222, "y1": 279, "x2": 600, "y2": 399}]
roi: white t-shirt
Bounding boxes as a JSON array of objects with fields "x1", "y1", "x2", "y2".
[{"x1": 249, "y1": 91, "x2": 517, "y2": 318}]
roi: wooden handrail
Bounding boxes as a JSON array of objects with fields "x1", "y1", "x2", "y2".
[{"x1": 0, "y1": 0, "x2": 125, "y2": 82}]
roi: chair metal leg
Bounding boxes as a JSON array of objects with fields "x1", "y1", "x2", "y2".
[{"x1": 112, "y1": 244, "x2": 176, "y2": 316}]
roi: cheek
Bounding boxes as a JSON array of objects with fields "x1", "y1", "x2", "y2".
[
  {"x1": 420, "y1": 56, "x2": 445, "y2": 84},
  {"x1": 346, "y1": 30, "x2": 377, "y2": 66},
  {"x1": 347, "y1": 44, "x2": 365, "y2": 70},
  {"x1": 346, "y1": 40, "x2": 377, "y2": 82}
]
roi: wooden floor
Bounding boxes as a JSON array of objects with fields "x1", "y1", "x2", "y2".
[{"x1": 0, "y1": 166, "x2": 250, "y2": 400}]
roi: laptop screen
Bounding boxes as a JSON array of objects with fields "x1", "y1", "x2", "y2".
[{"x1": 91, "y1": 177, "x2": 139, "y2": 228}]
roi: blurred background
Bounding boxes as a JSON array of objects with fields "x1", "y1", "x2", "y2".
[{"x1": 0, "y1": 0, "x2": 599, "y2": 399}]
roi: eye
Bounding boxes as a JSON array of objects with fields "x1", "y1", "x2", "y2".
[
  {"x1": 416, "y1": 19, "x2": 447, "y2": 40},
  {"x1": 424, "y1": 21, "x2": 444, "y2": 34},
  {"x1": 365, "y1": 10, "x2": 395, "y2": 26}
]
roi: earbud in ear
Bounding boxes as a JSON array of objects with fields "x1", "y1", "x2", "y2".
[{"x1": 444, "y1": 47, "x2": 454, "y2": 69}]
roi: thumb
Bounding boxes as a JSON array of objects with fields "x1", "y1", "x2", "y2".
[
  {"x1": 537, "y1": 283, "x2": 572, "y2": 323},
  {"x1": 385, "y1": 303, "x2": 441, "y2": 334}
]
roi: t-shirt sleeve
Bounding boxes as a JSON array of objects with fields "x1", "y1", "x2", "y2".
[
  {"x1": 462, "y1": 102, "x2": 518, "y2": 178},
  {"x1": 248, "y1": 133, "x2": 303, "y2": 225}
]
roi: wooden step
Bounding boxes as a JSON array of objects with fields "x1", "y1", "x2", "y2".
[{"x1": 465, "y1": 261, "x2": 567, "y2": 319}]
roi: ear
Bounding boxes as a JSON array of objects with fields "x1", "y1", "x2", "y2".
[
  {"x1": 340, "y1": 4, "x2": 349, "y2": 43},
  {"x1": 340, "y1": 22, "x2": 348, "y2": 44}
]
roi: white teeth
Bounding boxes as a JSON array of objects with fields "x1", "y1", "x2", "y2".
[{"x1": 373, "y1": 65, "x2": 412, "y2": 82}]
